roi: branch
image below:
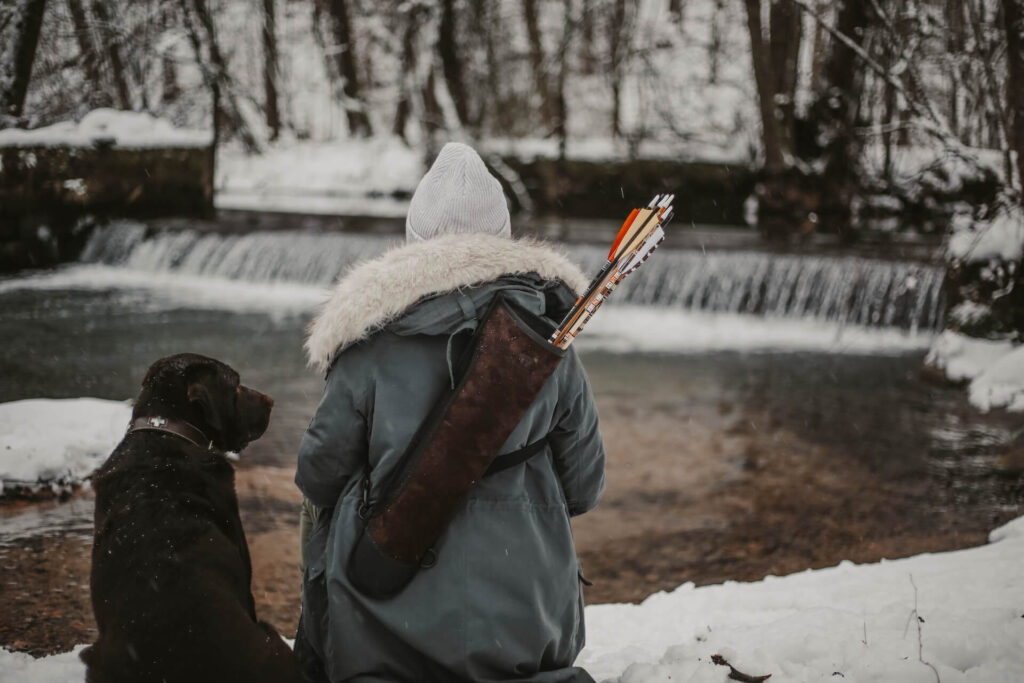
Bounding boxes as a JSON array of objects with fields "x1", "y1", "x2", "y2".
[
  {"x1": 906, "y1": 574, "x2": 941, "y2": 683},
  {"x1": 711, "y1": 654, "x2": 772, "y2": 682},
  {"x1": 783, "y1": 0, "x2": 995, "y2": 183}
]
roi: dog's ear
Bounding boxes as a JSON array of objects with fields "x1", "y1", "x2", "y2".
[{"x1": 187, "y1": 372, "x2": 225, "y2": 435}]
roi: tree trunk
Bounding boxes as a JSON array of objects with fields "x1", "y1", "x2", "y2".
[
  {"x1": 421, "y1": 65, "x2": 443, "y2": 137},
  {"x1": 608, "y1": 0, "x2": 629, "y2": 137},
  {"x1": 392, "y1": 1, "x2": 427, "y2": 140},
  {"x1": 161, "y1": 52, "x2": 181, "y2": 104},
  {"x1": 320, "y1": 0, "x2": 372, "y2": 136},
  {"x1": 947, "y1": 0, "x2": 964, "y2": 139},
  {"x1": 523, "y1": 0, "x2": 554, "y2": 131},
  {"x1": 90, "y1": 0, "x2": 132, "y2": 109},
  {"x1": 814, "y1": 0, "x2": 872, "y2": 238},
  {"x1": 743, "y1": 0, "x2": 784, "y2": 172},
  {"x1": 708, "y1": 0, "x2": 725, "y2": 84},
  {"x1": 808, "y1": 0, "x2": 827, "y2": 92},
  {"x1": 769, "y1": 0, "x2": 801, "y2": 156},
  {"x1": 480, "y1": 0, "x2": 502, "y2": 126},
  {"x1": 579, "y1": 0, "x2": 595, "y2": 74},
  {"x1": 0, "y1": 0, "x2": 48, "y2": 122},
  {"x1": 555, "y1": 0, "x2": 574, "y2": 160},
  {"x1": 180, "y1": 0, "x2": 259, "y2": 151},
  {"x1": 1002, "y1": 0, "x2": 1024, "y2": 196},
  {"x1": 438, "y1": 0, "x2": 468, "y2": 126},
  {"x1": 669, "y1": 0, "x2": 685, "y2": 26},
  {"x1": 66, "y1": 0, "x2": 112, "y2": 108},
  {"x1": 262, "y1": 0, "x2": 281, "y2": 141}
]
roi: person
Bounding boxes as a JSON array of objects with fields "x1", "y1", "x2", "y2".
[{"x1": 294, "y1": 142, "x2": 606, "y2": 683}]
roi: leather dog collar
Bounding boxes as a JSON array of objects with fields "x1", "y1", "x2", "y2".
[{"x1": 127, "y1": 416, "x2": 219, "y2": 453}]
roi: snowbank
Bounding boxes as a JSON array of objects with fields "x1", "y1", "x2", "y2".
[
  {"x1": 215, "y1": 137, "x2": 423, "y2": 215},
  {"x1": 927, "y1": 331, "x2": 1024, "y2": 412},
  {"x1": 948, "y1": 204, "x2": 1024, "y2": 263},
  {"x1": 0, "y1": 109, "x2": 211, "y2": 149},
  {"x1": 4, "y1": 516, "x2": 1023, "y2": 681},
  {"x1": 578, "y1": 515, "x2": 1024, "y2": 682},
  {"x1": 0, "y1": 647, "x2": 86, "y2": 683},
  {"x1": 0, "y1": 398, "x2": 131, "y2": 495}
]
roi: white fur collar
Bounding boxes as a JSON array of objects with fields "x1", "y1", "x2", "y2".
[{"x1": 305, "y1": 234, "x2": 588, "y2": 372}]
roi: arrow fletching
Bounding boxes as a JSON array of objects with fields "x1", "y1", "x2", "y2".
[{"x1": 550, "y1": 193, "x2": 676, "y2": 349}]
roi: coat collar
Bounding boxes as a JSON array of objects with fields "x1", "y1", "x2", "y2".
[{"x1": 305, "y1": 234, "x2": 588, "y2": 373}]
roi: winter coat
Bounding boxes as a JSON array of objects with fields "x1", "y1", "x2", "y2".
[{"x1": 295, "y1": 234, "x2": 607, "y2": 683}]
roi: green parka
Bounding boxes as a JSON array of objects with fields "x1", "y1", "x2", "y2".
[{"x1": 295, "y1": 234, "x2": 606, "y2": 683}]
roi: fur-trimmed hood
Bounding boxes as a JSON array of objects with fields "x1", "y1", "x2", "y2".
[{"x1": 305, "y1": 234, "x2": 589, "y2": 372}]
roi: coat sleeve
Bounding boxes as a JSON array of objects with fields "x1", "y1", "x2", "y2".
[
  {"x1": 548, "y1": 349, "x2": 606, "y2": 517},
  {"x1": 294, "y1": 362, "x2": 370, "y2": 509}
]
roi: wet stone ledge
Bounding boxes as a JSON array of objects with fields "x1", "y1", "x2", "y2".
[{"x1": 0, "y1": 143, "x2": 213, "y2": 273}]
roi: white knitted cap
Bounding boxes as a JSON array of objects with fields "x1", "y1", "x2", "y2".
[{"x1": 406, "y1": 142, "x2": 512, "y2": 242}]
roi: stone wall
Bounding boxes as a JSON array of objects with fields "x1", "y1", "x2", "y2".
[
  {"x1": 0, "y1": 143, "x2": 213, "y2": 272},
  {"x1": 500, "y1": 157, "x2": 754, "y2": 224}
]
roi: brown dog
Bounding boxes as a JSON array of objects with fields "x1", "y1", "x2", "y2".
[{"x1": 82, "y1": 353, "x2": 299, "y2": 683}]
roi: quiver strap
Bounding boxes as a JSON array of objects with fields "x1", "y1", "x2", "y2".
[{"x1": 348, "y1": 297, "x2": 566, "y2": 598}]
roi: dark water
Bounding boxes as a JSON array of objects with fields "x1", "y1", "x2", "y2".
[{"x1": 1, "y1": 285, "x2": 1020, "y2": 536}]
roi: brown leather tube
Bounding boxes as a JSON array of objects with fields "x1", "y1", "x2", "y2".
[{"x1": 349, "y1": 298, "x2": 565, "y2": 597}]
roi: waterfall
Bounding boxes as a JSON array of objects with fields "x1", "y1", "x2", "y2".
[{"x1": 80, "y1": 222, "x2": 946, "y2": 332}]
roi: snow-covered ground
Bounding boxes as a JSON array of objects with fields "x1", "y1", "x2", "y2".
[
  {"x1": 927, "y1": 332, "x2": 1024, "y2": 413},
  {"x1": 0, "y1": 109, "x2": 210, "y2": 149},
  {"x1": 0, "y1": 399, "x2": 131, "y2": 496},
  {"x1": 3, "y1": 515, "x2": 1022, "y2": 681},
  {"x1": 215, "y1": 137, "x2": 423, "y2": 217},
  {"x1": 948, "y1": 204, "x2": 1024, "y2": 263}
]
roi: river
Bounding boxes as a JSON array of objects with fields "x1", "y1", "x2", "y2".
[{"x1": 0, "y1": 220, "x2": 1019, "y2": 655}]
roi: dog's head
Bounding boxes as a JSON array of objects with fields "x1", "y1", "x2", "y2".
[{"x1": 136, "y1": 353, "x2": 273, "y2": 453}]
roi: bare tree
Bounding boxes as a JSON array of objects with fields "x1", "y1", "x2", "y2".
[
  {"x1": 392, "y1": 0, "x2": 432, "y2": 141},
  {"x1": 1002, "y1": 0, "x2": 1024, "y2": 196},
  {"x1": 0, "y1": 0, "x2": 48, "y2": 123},
  {"x1": 90, "y1": 0, "x2": 132, "y2": 109},
  {"x1": 179, "y1": 0, "x2": 259, "y2": 151},
  {"x1": 316, "y1": 0, "x2": 373, "y2": 137},
  {"x1": 66, "y1": 0, "x2": 112, "y2": 108},
  {"x1": 804, "y1": 0, "x2": 871, "y2": 236},
  {"x1": 708, "y1": 0, "x2": 726, "y2": 84},
  {"x1": 579, "y1": 0, "x2": 596, "y2": 74},
  {"x1": 523, "y1": 0, "x2": 555, "y2": 131},
  {"x1": 438, "y1": 0, "x2": 469, "y2": 126},
  {"x1": 608, "y1": 0, "x2": 632, "y2": 137},
  {"x1": 262, "y1": 0, "x2": 281, "y2": 141},
  {"x1": 555, "y1": 0, "x2": 575, "y2": 159}
]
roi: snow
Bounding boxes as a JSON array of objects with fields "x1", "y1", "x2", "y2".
[
  {"x1": 481, "y1": 136, "x2": 750, "y2": 166},
  {"x1": 576, "y1": 517, "x2": 1024, "y2": 682},
  {"x1": 926, "y1": 331, "x2": 1024, "y2": 412},
  {"x1": 0, "y1": 647, "x2": 86, "y2": 683},
  {"x1": 582, "y1": 306, "x2": 933, "y2": 354},
  {"x1": 211, "y1": 133, "x2": 749, "y2": 218},
  {"x1": 0, "y1": 265, "x2": 934, "y2": 354},
  {"x1": 215, "y1": 137, "x2": 424, "y2": 215},
  {"x1": 969, "y1": 346, "x2": 1024, "y2": 412},
  {"x1": 4, "y1": 515, "x2": 1023, "y2": 681},
  {"x1": 948, "y1": 205, "x2": 1024, "y2": 263},
  {"x1": 0, "y1": 109, "x2": 211, "y2": 149},
  {"x1": 0, "y1": 398, "x2": 131, "y2": 496}
]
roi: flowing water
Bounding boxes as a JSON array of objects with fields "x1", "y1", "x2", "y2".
[
  {"x1": 79, "y1": 221, "x2": 946, "y2": 331},
  {"x1": 0, "y1": 219, "x2": 1015, "y2": 519}
]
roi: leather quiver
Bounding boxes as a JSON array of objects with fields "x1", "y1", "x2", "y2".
[{"x1": 348, "y1": 297, "x2": 565, "y2": 598}]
